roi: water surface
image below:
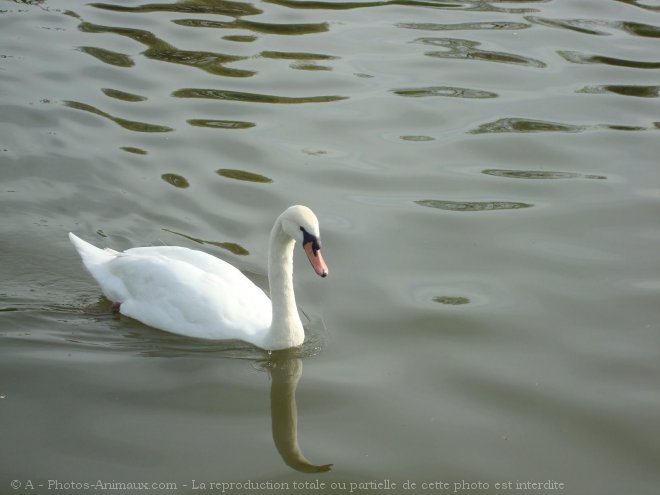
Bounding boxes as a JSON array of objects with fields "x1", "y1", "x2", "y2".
[{"x1": 1, "y1": 0, "x2": 659, "y2": 493}]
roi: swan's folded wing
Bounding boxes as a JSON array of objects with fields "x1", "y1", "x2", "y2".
[
  {"x1": 123, "y1": 246, "x2": 251, "y2": 284},
  {"x1": 108, "y1": 252, "x2": 272, "y2": 340}
]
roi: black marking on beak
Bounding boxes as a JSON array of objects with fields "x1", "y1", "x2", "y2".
[{"x1": 300, "y1": 227, "x2": 321, "y2": 255}]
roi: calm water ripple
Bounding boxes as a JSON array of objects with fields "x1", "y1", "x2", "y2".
[
  {"x1": 526, "y1": 16, "x2": 660, "y2": 38},
  {"x1": 615, "y1": 0, "x2": 660, "y2": 13},
  {"x1": 188, "y1": 118, "x2": 256, "y2": 129},
  {"x1": 173, "y1": 17, "x2": 330, "y2": 35},
  {"x1": 418, "y1": 37, "x2": 547, "y2": 67},
  {"x1": 163, "y1": 228, "x2": 251, "y2": 256},
  {"x1": 469, "y1": 117, "x2": 655, "y2": 134},
  {"x1": 482, "y1": 169, "x2": 607, "y2": 180},
  {"x1": 90, "y1": 1, "x2": 263, "y2": 17},
  {"x1": 559, "y1": 49, "x2": 660, "y2": 69},
  {"x1": 393, "y1": 86, "x2": 498, "y2": 98},
  {"x1": 397, "y1": 21, "x2": 531, "y2": 31},
  {"x1": 79, "y1": 20, "x2": 255, "y2": 77},
  {"x1": 264, "y1": 0, "x2": 466, "y2": 11},
  {"x1": 64, "y1": 100, "x2": 174, "y2": 132},
  {"x1": 577, "y1": 84, "x2": 660, "y2": 98},
  {"x1": 78, "y1": 45, "x2": 135, "y2": 67},
  {"x1": 172, "y1": 87, "x2": 348, "y2": 103},
  {"x1": 416, "y1": 199, "x2": 534, "y2": 211}
]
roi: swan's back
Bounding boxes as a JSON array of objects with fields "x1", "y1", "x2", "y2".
[{"x1": 69, "y1": 233, "x2": 272, "y2": 341}]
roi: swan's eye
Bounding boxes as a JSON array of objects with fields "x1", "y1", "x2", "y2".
[{"x1": 300, "y1": 226, "x2": 321, "y2": 255}]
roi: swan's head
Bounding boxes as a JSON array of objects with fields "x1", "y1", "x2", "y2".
[{"x1": 280, "y1": 205, "x2": 328, "y2": 278}]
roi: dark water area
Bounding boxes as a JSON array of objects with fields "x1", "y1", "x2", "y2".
[{"x1": 1, "y1": 0, "x2": 659, "y2": 494}]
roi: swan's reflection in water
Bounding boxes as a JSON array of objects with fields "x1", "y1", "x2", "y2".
[
  {"x1": 265, "y1": 351, "x2": 333, "y2": 473},
  {"x1": 74, "y1": 299, "x2": 332, "y2": 472}
]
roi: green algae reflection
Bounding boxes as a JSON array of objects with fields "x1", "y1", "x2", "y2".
[
  {"x1": 102, "y1": 88, "x2": 148, "y2": 102},
  {"x1": 121, "y1": 146, "x2": 148, "y2": 155},
  {"x1": 433, "y1": 296, "x2": 470, "y2": 305},
  {"x1": 216, "y1": 169, "x2": 273, "y2": 183},
  {"x1": 161, "y1": 173, "x2": 190, "y2": 188}
]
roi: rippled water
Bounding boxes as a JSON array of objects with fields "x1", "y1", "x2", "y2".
[{"x1": 1, "y1": 0, "x2": 659, "y2": 493}]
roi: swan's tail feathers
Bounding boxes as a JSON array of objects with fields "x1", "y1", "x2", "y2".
[
  {"x1": 69, "y1": 233, "x2": 127, "y2": 303},
  {"x1": 68, "y1": 232, "x2": 118, "y2": 270}
]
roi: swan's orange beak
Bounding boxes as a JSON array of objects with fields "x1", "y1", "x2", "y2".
[{"x1": 303, "y1": 242, "x2": 328, "y2": 278}]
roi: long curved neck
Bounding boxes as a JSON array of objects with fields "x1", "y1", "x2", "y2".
[{"x1": 265, "y1": 218, "x2": 305, "y2": 349}]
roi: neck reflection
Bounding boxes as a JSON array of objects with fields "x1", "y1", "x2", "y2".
[{"x1": 267, "y1": 352, "x2": 333, "y2": 473}]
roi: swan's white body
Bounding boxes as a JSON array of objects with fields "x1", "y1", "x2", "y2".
[{"x1": 69, "y1": 205, "x2": 328, "y2": 350}]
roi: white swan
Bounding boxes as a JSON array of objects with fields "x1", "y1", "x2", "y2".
[{"x1": 69, "y1": 205, "x2": 328, "y2": 350}]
